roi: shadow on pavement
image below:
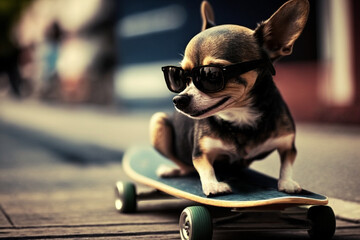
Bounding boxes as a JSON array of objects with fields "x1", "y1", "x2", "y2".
[{"x1": 0, "y1": 120, "x2": 124, "y2": 166}]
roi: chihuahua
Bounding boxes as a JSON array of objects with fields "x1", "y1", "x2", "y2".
[{"x1": 150, "y1": 0, "x2": 309, "y2": 196}]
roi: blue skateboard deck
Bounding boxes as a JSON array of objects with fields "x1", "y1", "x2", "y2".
[{"x1": 123, "y1": 146, "x2": 328, "y2": 208}]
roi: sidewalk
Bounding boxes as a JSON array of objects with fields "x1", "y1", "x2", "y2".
[
  {"x1": 0, "y1": 98, "x2": 359, "y2": 239},
  {"x1": 0, "y1": 99, "x2": 152, "y2": 151}
]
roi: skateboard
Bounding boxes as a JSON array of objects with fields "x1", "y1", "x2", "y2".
[{"x1": 115, "y1": 146, "x2": 336, "y2": 240}]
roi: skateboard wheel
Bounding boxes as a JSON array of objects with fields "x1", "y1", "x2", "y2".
[
  {"x1": 179, "y1": 206, "x2": 213, "y2": 240},
  {"x1": 307, "y1": 205, "x2": 336, "y2": 240},
  {"x1": 115, "y1": 181, "x2": 137, "y2": 213}
]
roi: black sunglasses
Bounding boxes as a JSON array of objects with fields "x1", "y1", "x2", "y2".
[{"x1": 162, "y1": 59, "x2": 275, "y2": 94}]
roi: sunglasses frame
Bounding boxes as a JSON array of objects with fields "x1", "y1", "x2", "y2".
[{"x1": 162, "y1": 58, "x2": 275, "y2": 94}]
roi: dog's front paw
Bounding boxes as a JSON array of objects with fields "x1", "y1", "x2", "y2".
[
  {"x1": 203, "y1": 181, "x2": 232, "y2": 196},
  {"x1": 278, "y1": 178, "x2": 302, "y2": 193}
]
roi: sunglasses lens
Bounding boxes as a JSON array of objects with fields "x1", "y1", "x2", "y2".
[
  {"x1": 163, "y1": 67, "x2": 186, "y2": 93},
  {"x1": 194, "y1": 67, "x2": 224, "y2": 93}
]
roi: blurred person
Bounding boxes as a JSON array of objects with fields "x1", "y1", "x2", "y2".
[
  {"x1": 15, "y1": 0, "x2": 61, "y2": 99},
  {"x1": 40, "y1": 21, "x2": 63, "y2": 100},
  {"x1": 0, "y1": 0, "x2": 32, "y2": 98}
]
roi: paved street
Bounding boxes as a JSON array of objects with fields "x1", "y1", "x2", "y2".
[
  {"x1": 0, "y1": 121, "x2": 124, "y2": 195},
  {"x1": 0, "y1": 99, "x2": 359, "y2": 239},
  {"x1": 1, "y1": 99, "x2": 359, "y2": 204}
]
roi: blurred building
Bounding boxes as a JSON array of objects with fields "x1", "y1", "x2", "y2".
[
  {"x1": 273, "y1": 0, "x2": 360, "y2": 124},
  {"x1": 316, "y1": 0, "x2": 360, "y2": 124}
]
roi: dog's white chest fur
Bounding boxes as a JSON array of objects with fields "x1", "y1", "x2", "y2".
[{"x1": 216, "y1": 107, "x2": 262, "y2": 128}]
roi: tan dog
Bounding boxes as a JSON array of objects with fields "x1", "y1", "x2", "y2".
[{"x1": 150, "y1": 0, "x2": 309, "y2": 196}]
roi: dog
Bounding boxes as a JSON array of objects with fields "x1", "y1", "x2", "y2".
[{"x1": 150, "y1": 0, "x2": 309, "y2": 196}]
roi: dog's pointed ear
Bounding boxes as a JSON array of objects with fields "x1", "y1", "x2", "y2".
[
  {"x1": 254, "y1": 0, "x2": 309, "y2": 59},
  {"x1": 201, "y1": 1, "x2": 216, "y2": 31}
]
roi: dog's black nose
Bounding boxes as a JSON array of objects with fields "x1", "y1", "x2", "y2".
[{"x1": 173, "y1": 94, "x2": 191, "y2": 110}]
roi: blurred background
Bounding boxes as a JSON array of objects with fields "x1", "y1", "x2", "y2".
[
  {"x1": 0, "y1": 0, "x2": 359, "y2": 123},
  {"x1": 1, "y1": 1, "x2": 360, "y2": 234}
]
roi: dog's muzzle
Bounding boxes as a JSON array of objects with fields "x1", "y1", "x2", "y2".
[{"x1": 173, "y1": 94, "x2": 191, "y2": 111}]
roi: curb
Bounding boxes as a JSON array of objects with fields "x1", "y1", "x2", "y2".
[{"x1": 329, "y1": 198, "x2": 360, "y2": 223}]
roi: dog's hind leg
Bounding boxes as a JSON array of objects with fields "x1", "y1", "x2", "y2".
[{"x1": 149, "y1": 112, "x2": 194, "y2": 177}]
